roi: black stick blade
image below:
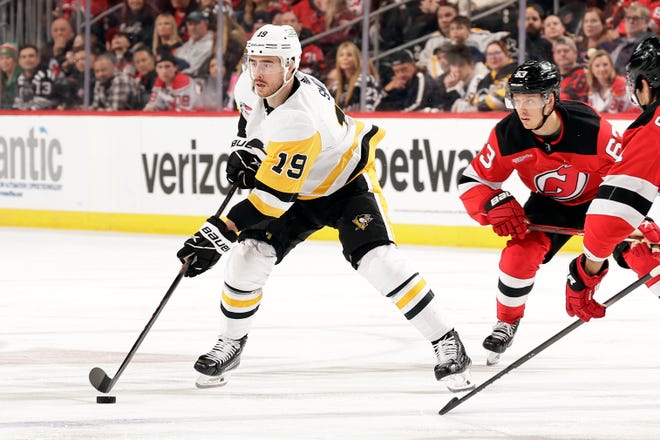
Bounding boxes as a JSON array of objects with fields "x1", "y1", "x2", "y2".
[
  {"x1": 439, "y1": 397, "x2": 461, "y2": 415},
  {"x1": 89, "y1": 367, "x2": 113, "y2": 393}
]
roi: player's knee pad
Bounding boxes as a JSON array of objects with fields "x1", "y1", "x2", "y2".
[
  {"x1": 499, "y1": 231, "x2": 550, "y2": 279},
  {"x1": 224, "y1": 238, "x2": 277, "y2": 292},
  {"x1": 356, "y1": 244, "x2": 417, "y2": 296}
]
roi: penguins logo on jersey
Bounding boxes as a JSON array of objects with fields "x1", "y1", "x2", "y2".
[
  {"x1": 534, "y1": 165, "x2": 588, "y2": 201},
  {"x1": 352, "y1": 214, "x2": 373, "y2": 231}
]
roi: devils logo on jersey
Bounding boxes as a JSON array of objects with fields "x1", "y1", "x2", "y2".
[{"x1": 534, "y1": 164, "x2": 588, "y2": 201}]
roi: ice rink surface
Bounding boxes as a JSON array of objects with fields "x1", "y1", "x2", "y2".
[{"x1": 1, "y1": 226, "x2": 659, "y2": 440}]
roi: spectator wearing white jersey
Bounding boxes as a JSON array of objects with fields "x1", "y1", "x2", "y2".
[{"x1": 144, "y1": 50, "x2": 199, "y2": 111}]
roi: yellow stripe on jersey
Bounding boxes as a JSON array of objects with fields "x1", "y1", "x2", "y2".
[
  {"x1": 247, "y1": 191, "x2": 288, "y2": 218},
  {"x1": 256, "y1": 131, "x2": 323, "y2": 194},
  {"x1": 395, "y1": 278, "x2": 427, "y2": 310},
  {"x1": 222, "y1": 291, "x2": 263, "y2": 308},
  {"x1": 309, "y1": 120, "x2": 365, "y2": 195}
]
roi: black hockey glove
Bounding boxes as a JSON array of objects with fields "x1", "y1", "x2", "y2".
[
  {"x1": 226, "y1": 138, "x2": 266, "y2": 189},
  {"x1": 177, "y1": 216, "x2": 237, "y2": 277}
]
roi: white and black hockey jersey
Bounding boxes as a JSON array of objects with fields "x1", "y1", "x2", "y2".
[{"x1": 228, "y1": 70, "x2": 385, "y2": 230}]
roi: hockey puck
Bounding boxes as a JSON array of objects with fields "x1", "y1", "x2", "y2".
[{"x1": 96, "y1": 395, "x2": 116, "y2": 404}]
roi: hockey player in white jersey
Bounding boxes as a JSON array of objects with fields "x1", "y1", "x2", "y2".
[{"x1": 177, "y1": 24, "x2": 474, "y2": 392}]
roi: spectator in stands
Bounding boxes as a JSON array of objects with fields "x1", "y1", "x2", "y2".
[
  {"x1": 424, "y1": 41, "x2": 451, "y2": 79},
  {"x1": 240, "y1": 0, "x2": 276, "y2": 33},
  {"x1": 406, "y1": 0, "x2": 444, "y2": 41},
  {"x1": 328, "y1": 41, "x2": 380, "y2": 112},
  {"x1": 418, "y1": 4, "x2": 458, "y2": 73},
  {"x1": 448, "y1": 16, "x2": 485, "y2": 62},
  {"x1": 418, "y1": 5, "x2": 509, "y2": 78},
  {"x1": 197, "y1": 55, "x2": 235, "y2": 110},
  {"x1": 472, "y1": 39, "x2": 517, "y2": 111},
  {"x1": 109, "y1": 32, "x2": 136, "y2": 77},
  {"x1": 437, "y1": 43, "x2": 488, "y2": 112},
  {"x1": 144, "y1": 50, "x2": 199, "y2": 111},
  {"x1": 376, "y1": 49, "x2": 440, "y2": 112},
  {"x1": 553, "y1": 36, "x2": 588, "y2": 102},
  {"x1": 165, "y1": 0, "x2": 199, "y2": 41},
  {"x1": 0, "y1": 42, "x2": 21, "y2": 109},
  {"x1": 247, "y1": 10, "x2": 272, "y2": 37},
  {"x1": 13, "y1": 44, "x2": 60, "y2": 110},
  {"x1": 152, "y1": 13, "x2": 184, "y2": 55},
  {"x1": 524, "y1": 3, "x2": 553, "y2": 62},
  {"x1": 610, "y1": 2, "x2": 655, "y2": 74},
  {"x1": 585, "y1": 48, "x2": 637, "y2": 114},
  {"x1": 542, "y1": 14, "x2": 569, "y2": 46},
  {"x1": 118, "y1": 0, "x2": 157, "y2": 48},
  {"x1": 133, "y1": 45, "x2": 157, "y2": 95},
  {"x1": 606, "y1": 0, "x2": 660, "y2": 37},
  {"x1": 316, "y1": 0, "x2": 358, "y2": 63},
  {"x1": 91, "y1": 53, "x2": 146, "y2": 110},
  {"x1": 42, "y1": 17, "x2": 76, "y2": 79},
  {"x1": 176, "y1": 10, "x2": 214, "y2": 76},
  {"x1": 196, "y1": 10, "x2": 247, "y2": 99},
  {"x1": 281, "y1": 11, "x2": 326, "y2": 80},
  {"x1": 59, "y1": 46, "x2": 96, "y2": 109},
  {"x1": 576, "y1": 7, "x2": 617, "y2": 61}
]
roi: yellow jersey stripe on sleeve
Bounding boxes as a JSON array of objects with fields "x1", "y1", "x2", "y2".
[
  {"x1": 247, "y1": 190, "x2": 289, "y2": 218},
  {"x1": 310, "y1": 120, "x2": 364, "y2": 195}
]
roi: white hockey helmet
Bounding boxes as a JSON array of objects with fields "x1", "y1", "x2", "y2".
[{"x1": 245, "y1": 24, "x2": 302, "y2": 70}]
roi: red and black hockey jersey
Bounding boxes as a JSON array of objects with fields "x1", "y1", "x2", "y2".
[
  {"x1": 459, "y1": 101, "x2": 622, "y2": 225},
  {"x1": 583, "y1": 101, "x2": 660, "y2": 260}
]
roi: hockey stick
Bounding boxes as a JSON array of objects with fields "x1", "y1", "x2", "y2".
[
  {"x1": 528, "y1": 224, "x2": 639, "y2": 242},
  {"x1": 89, "y1": 183, "x2": 240, "y2": 394},
  {"x1": 439, "y1": 265, "x2": 660, "y2": 415}
]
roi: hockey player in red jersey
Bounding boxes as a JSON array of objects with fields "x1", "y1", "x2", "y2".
[
  {"x1": 566, "y1": 35, "x2": 660, "y2": 321},
  {"x1": 176, "y1": 25, "x2": 475, "y2": 392},
  {"x1": 458, "y1": 60, "x2": 623, "y2": 365}
]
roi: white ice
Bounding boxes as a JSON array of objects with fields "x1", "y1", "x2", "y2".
[{"x1": 1, "y1": 227, "x2": 659, "y2": 440}]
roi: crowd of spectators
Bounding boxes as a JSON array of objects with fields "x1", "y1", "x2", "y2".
[{"x1": 0, "y1": 0, "x2": 658, "y2": 114}]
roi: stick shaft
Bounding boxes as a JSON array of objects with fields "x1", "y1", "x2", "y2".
[{"x1": 439, "y1": 272, "x2": 653, "y2": 415}]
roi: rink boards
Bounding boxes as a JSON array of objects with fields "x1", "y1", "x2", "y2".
[{"x1": 0, "y1": 111, "x2": 645, "y2": 249}]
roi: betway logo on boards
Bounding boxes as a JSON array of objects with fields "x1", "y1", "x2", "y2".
[{"x1": 142, "y1": 139, "x2": 477, "y2": 194}]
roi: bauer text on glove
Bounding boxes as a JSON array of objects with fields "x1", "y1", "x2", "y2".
[
  {"x1": 484, "y1": 191, "x2": 528, "y2": 240},
  {"x1": 176, "y1": 216, "x2": 237, "y2": 277}
]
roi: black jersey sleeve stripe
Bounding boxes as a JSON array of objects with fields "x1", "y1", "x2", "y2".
[
  {"x1": 595, "y1": 185, "x2": 653, "y2": 216},
  {"x1": 347, "y1": 125, "x2": 380, "y2": 183},
  {"x1": 227, "y1": 198, "x2": 274, "y2": 231},
  {"x1": 237, "y1": 114, "x2": 247, "y2": 138}
]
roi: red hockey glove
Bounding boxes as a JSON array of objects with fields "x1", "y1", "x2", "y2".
[
  {"x1": 623, "y1": 243, "x2": 660, "y2": 287},
  {"x1": 637, "y1": 218, "x2": 660, "y2": 244},
  {"x1": 566, "y1": 254, "x2": 608, "y2": 322},
  {"x1": 484, "y1": 191, "x2": 528, "y2": 240}
]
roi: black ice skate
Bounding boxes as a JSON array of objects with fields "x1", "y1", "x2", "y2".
[
  {"x1": 483, "y1": 320, "x2": 520, "y2": 366},
  {"x1": 433, "y1": 329, "x2": 475, "y2": 392},
  {"x1": 194, "y1": 335, "x2": 247, "y2": 388}
]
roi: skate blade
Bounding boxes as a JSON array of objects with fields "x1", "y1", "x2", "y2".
[
  {"x1": 195, "y1": 372, "x2": 231, "y2": 389},
  {"x1": 486, "y1": 351, "x2": 501, "y2": 366},
  {"x1": 444, "y1": 370, "x2": 476, "y2": 393}
]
